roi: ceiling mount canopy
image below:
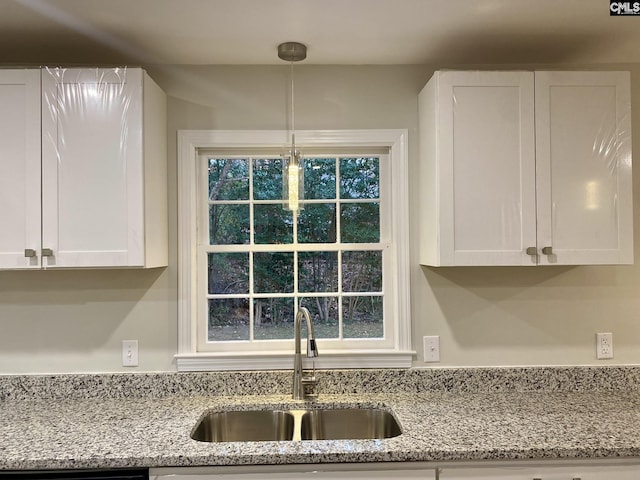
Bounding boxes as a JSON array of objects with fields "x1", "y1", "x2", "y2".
[{"x1": 278, "y1": 42, "x2": 307, "y2": 62}]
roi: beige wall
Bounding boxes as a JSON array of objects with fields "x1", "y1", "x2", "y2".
[{"x1": 0, "y1": 63, "x2": 639, "y2": 373}]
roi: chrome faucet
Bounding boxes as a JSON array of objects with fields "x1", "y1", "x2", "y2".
[{"x1": 292, "y1": 307, "x2": 319, "y2": 400}]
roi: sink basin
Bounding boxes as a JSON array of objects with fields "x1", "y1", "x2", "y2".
[
  {"x1": 191, "y1": 410, "x2": 295, "y2": 442},
  {"x1": 191, "y1": 406, "x2": 402, "y2": 442},
  {"x1": 300, "y1": 408, "x2": 402, "y2": 440}
]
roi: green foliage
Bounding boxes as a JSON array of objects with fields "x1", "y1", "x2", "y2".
[
  {"x1": 209, "y1": 204, "x2": 250, "y2": 244},
  {"x1": 254, "y1": 204, "x2": 292, "y2": 244},
  {"x1": 303, "y1": 158, "x2": 336, "y2": 199},
  {"x1": 208, "y1": 253, "x2": 248, "y2": 294},
  {"x1": 342, "y1": 251, "x2": 382, "y2": 292},
  {"x1": 208, "y1": 159, "x2": 250, "y2": 244},
  {"x1": 340, "y1": 157, "x2": 379, "y2": 199},
  {"x1": 208, "y1": 298, "x2": 250, "y2": 340},
  {"x1": 254, "y1": 252, "x2": 294, "y2": 293},
  {"x1": 208, "y1": 159, "x2": 249, "y2": 200},
  {"x1": 254, "y1": 297, "x2": 295, "y2": 337},
  {"x1": 298, "y1": 204, "x2": 337, "y2": 243},
  {"x1": 340, "y1": 203, "x2": 380, "y2": 243},
  {"x1": 253, "y1": 159, "x2": 283, "y2": 200},
  {"x1": 299, "y1": 252, "x2": 338, "y2": 292}
]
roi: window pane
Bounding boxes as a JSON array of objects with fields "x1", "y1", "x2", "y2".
[
  {"x1": 340, "y1": 157, "x2": 379, "y2": 199},
  {"x1": 254, "y1": 204, "x2": 293, "y2": 244},
  {"x1": 209, "y1": 159, "x2": 249, "y2": 200},
  {"x1": 304, "y1": 158, "x2": 336, "y2": 199},
  {"x1": 342, "y1": 296, "x2": 383, "y2": 339},
  {"x1": 254, "y1": 297, "x2": 295, "y2": 340},
  {"x1": 342, "y1": 251, "x2": 382, "y2": 292},
  {"x1": 299, "y1": 252, "x2": 338, "y2": 292},
  {"x1": 203, "y1": 147, "x2": 387, "y2": 348},
  {"x1": 300, "y1": 297, "x2": 339, "y2": 339},
  {"x1": 209, "y1": 204, "x2": 250, "y2": 244},
  {"x1": 254, "y1": 252, "x2": 294, "y2": 293},
  {"x1": 298, "y1": 204, "x2": 337, "y2": 243},
  {"x1": 208, "y1": 253, "x2": 249, "y2": 294},
  {"x1": 340, "y1": 203, "x2": 379, "y2": 243},
  {"x1": 253, "y1": 158, "x2": 283, "y2": 201},
  {"x1": 208, "y1": 298, "x2": 249, "y2": 341}
]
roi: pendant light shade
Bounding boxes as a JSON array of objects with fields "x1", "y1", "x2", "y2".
[{"x1": 278, "y1": 42, "x2": 307, "y2": 212}]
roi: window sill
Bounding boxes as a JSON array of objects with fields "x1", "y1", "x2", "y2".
[{"x1": 174, "y1": 349, "x2": 415, "y2": 371}]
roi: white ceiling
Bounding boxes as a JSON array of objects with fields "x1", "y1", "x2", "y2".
[{"x1": 1, "y1": 0, "x2": 639, "y2": 66}]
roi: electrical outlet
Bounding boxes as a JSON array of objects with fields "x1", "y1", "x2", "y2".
[
  {"x1": 596, "y1": 332, "x2": 613, "y2": 360},
  {"x1": 423, "y1": 336, "x2": 440, "y2": 363},
  {"x1": 122, "y1": 340, "x2": 139, "y2": 367}
]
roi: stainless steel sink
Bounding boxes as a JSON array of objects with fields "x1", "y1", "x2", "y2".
[
  {"x1": 300, "y1": 408, "x2": 402, "y2": 440},
  {"x1": 191, "y1": 410, "x2": 295, "y2": 442},
  {"x1": 191, "y1": 407, "x2": 401, "y2": 443}
]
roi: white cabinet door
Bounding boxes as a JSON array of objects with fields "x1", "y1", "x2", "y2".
[
  {"x1": 0, "y1": 69, "x2": 42, "y2": 269},
  {"x1": 0, "y1": 69, "x2": 40, "y2": 269},
  {"x1": 535, "y1": 71, "x2": 633, "y2": 265},
  {"x1": 41, "y1": 67, "x2": 156, "y2": 268},
  {"x1": 419, "y1": 70, "x2": 536, "y2": 266},
  {"x1": 41, "y1": 67, "x2": 144, "y2": 267},
  {"x1": 440, "y1": 464, "x2": 639, "y2": 479}
]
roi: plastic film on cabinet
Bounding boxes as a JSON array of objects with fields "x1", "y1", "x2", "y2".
[{"x1": 40, "y1": 67, "x2": 144, "y2": 268}]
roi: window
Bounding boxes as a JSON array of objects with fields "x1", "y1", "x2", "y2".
[
  {"x1": 177, "y1": 130, "x2": 411, "y2": 371},
  {"x1": 202, "y1": 154, "x2": 387, "y2": 349}
]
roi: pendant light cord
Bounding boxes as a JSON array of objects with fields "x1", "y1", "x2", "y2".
[
  {"x1": 290, "y1": 60, "x2": 295, "y2": 149},
  {"x1": 277, "y1": 41, "x2": 306, "y2": 153}
]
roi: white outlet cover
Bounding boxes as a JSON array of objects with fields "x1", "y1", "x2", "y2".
[
  {"x1": 423, "y1": 335, "x2": 440, "y2": 363},
  {"x1": 596, "y1": 332, "x2": 613, "y2": 360},
  {"x1": 122, "y1": 340, "x2": 139, "y2": 367}
]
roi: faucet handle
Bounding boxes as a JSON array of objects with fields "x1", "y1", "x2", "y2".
[{"x1": 307, "y1": 338, "x2": 319, "y2": 357}]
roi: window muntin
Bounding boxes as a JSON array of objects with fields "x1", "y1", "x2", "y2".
[{"x1": 197, "y1": 152, "x2": 391, "y2": 352}]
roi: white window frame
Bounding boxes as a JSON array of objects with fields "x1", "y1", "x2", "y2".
[{"x1": 176, "y1": 130, "x2": 413, "y2": 371}]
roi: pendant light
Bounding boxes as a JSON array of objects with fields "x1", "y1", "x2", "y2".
[{"x1": 278, "y1": 41, "x2": 307, "y2": 212}]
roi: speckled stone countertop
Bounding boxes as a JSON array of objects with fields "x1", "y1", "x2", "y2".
[{"x1": 2, "y1": 367, "x2": 640, "y2": 471}]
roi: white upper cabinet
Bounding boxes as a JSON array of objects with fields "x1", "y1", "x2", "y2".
[
  {"x1": 419, "y1": 70, "x2": 633, "y2": 266},
  {"x1": 0, "y1": 69, "x2": 42, "y2": 269},
  {"x1": 0, "y1": 67, "x2": 167, "y2": 269}
]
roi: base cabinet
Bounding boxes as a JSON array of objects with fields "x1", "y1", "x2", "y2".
[
  {"x1": 151, "y1": 461, "x2": 640, "y2": 480},
  {"x1": 150, "y1": 465, "x2": 435, "y2": 479},
  {"x1": 439, "y1": 464, "x2": 640, "y2": 479}
]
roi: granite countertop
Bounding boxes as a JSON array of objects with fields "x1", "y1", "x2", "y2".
[
  {"x1": 2, "y1": 368, "x2": 640, "y2": 471},
  {"x1": 3, "y1": 391, "x2": 640, "y2": 470}
]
